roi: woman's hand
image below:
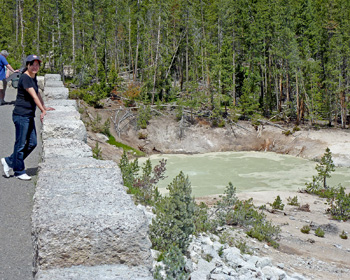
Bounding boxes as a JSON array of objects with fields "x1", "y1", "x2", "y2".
[
  {"x1": 40, "y1": 110, "x2": 47, "y2": 122},
  {"x1": 45, "y1": 106, "x2": 55, "y2": 111}
]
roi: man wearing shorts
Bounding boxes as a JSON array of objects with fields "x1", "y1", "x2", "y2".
[{"x1": 0, "y1": 50, "x2": 18, "y2": 105}]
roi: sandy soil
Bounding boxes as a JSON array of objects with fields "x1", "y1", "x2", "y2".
[{"x1": 81, "y1": 101, "x2": 350, "y2": 280}]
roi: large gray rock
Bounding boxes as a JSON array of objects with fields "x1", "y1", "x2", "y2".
[
  {"x1": 45, "y1": 80, "x2": 64, "y2": 87},
  {"x1": 190, "y1": 259, "x2": 216, "y2": 280},
  {"x1": 46, "y1": 105, "x2": 78, "y2": 113},
  {"x1": 42, "y1": 138, "x2": 92, "y2": 159},
  {"x1": 44, "y1": 87, "x2": 69, "y2": 100},
  {"x1": 46, "y1": 99, "x2": 77, "y2": 109},
  {"x1": 45, "y1": 110, "x2": 81, "y2": 121},
  {"x1": 261, "y1": 266, "x2": 288, "y2": 279},
  {"x1": 45, "y1": 74, "x2": 61, "y2": 81},
  {"x1": 35, "y1": 264, "x2": 153, "y2": 280},
  {"x1": 37, "y1": 76, "x2": 45, "y2": 91},
  {"x1": 42, "y1": 119, "x2": 87, "y2": 142},
  {"x1": 32, "y1": 158, "x2": 152, "y2": 272}
]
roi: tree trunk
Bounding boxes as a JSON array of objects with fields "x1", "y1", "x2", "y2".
[
  {"x1": 200, "y1": 1, "x2": 209, "y2": 88},
  {"x1": 268, "y1": 48, "x2": 272, "y2": 112},
  {"x1": 114, "y1": 3, "x2": 119, "y2": 70},
  {"x1": 92, "y1": 0, "x2": 98, "y2": 83},
  {"x1": 134, "y1": 0, "x2": 140, "y2": 81},
  {"x1": 16, "y1": 0, "x2": 19, "y2": 43},
  {"x1": 56, "y1": 2, "x2": 63, "y2": 81},
  {"x1": 186, "y1": 11, "x2": 189, "y2": 86},
  {"x1": 286, "y1": 72, "x2": 289, "y2": 103},
  {"x1": 296, "y1": 71, "x2": 300, "y2": 125},
  {"x1": 218, "y1": 18, "x2": 221, "y2": 92},
  {"x1": 51, "y1": 33, "x2": 55, "y2": 71},
  {"x1": 340, "y1": 91, "x2": 346, "y2": 128},
  {"x1": 232, "y1": 28, "x2": 236, "y2": 106},
  {"x1": 72, "y1": 0, "x2": 76, "y2": 74},
  {"x1": 279, "y1": 72, "x2": 283, "y2": 112},
  {"x1": 152, "y1": 13, "x2": 161, "y2": 105},
  {"x1": 264, "y1": 39, "x2": 268, "y2": 113},
  {"x1": 19, "y1": 0, "x2": 24, "y2": 57},
  {"x1": 37, "y1": 0, "x2": 40, "y2": 55},
  {"x1": 128, "y1": 7, "x2": 133, "y2": 80}
]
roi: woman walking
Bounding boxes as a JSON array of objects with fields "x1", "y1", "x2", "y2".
[{"x1": 1, "y1": 54, "x2": 54, "y2": 180}]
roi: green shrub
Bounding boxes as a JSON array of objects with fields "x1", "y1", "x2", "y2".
[
  {"x1": 133, "y1": 159, "x2": 166, "y2": 205},
  {"x1": 153, "y1": 245, "x2": 189, "y2": 280},
  {"x1": 193, "y1": 202, "x2": 216, "y2": 234},
  {"x1": 215, "y1": 182, "x2": 238, "y2": 225},
  {"x1": 259, "y1": 204, "x2": 267, "y2": 210},
  {"x1": 90, "y1": 113, "x2": 102, "y2": 133},
  {"x1": 138, "y1": 132, "x2": 148, "y2": 139},
  {"x1": 101, "y1": 119, "x2": 111, "y2": 136},
  {"x1": 340, "y1": 230, "x2": 348, "y2": 239},
  {"x1": 150, "y1": 172, "x2": 195, "y2": 253},
  {"x1": 218, "y1": 232, "x2": 252, "y2": 254},
  {"x1": 72, "y1": 82, "x2": 110, "y2": 108},
  {"x1": 69, "y1": 88, "x2": 86, "y2": 100},
  {"x1": 225, "y1": 198, "x2": 257, "y2": 226},
  {"x1": 92, "y1": 142, "x2": 103, "y2": 160},
  {"x1": 287, "y1": 196, "x2": 300, "y2": 206},
  {"x1": 85, "y1": 82, "x2": 111, "y2": 108},
  {"x1": 218, "y1": 246, "x2": 224, "y2": 257},
  {"x1": 235, "y1": 240, "x2": 253, "y2": 255},
  {"x1": 327, "y1": 186, "x2": 350, "y2": 221},
  {"x1": 246, "y1": 219, "x2": 281, "y2": 248},
  {"x1": 175, "y1": 105, "x2": 184, "y2": 121},
  {"x1": 137, "y1": 105, "x2": 152, "y2": 129},
  {"x1": 215, "y1": 184, "x2": 281, "y2": 248},
  {"x1": 271, "y1": 195, "x2": 284, "y2": 210},
  {"x1": 304, "y1": 149, "x2": 350, "y2": 221},
  {"x1": 300, "y1": 225, "x2": 311, "y2": 234},
  {"x1": 315, "y1": 227, "x2": 325, "y2": 238},
  {"x1": 282, "y1": 130, "x2": 292, "y2": 136},
  {"x1": 219, "y1": 231, "x2": 235, "y2": 246},
  {"x1": 305, "y1": 148, "x2": 335, "y2": 193},
  {"x1": 119, "y1": 151, "x2": 140, "y2": 189},
  {"x1": 90, "y1": 114, "x2": 111, "y2": 136},
  {"x1": 119, "y1": 151, "x2": 165, "y2": 206}
]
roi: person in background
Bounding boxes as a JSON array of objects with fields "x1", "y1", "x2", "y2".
[
  {"x1": 0, "y1": 50, "x2": 19, "y2": 105},
  {"x1": 1, "y1": 54, "x2": 54, "y2": 180}
]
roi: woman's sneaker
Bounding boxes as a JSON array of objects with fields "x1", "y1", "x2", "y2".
[
  {"x1": 16, "y1": 173, "x2": 31, "y2": 181},
  {"x1": 1, "y1": 158, "x2": 11, "y2": 178}
]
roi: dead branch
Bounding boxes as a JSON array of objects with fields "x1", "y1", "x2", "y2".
[
  {"x1": 112, "y1": 109, "x2": 135, "y2": 137},
  {"x1": 150, "y1": 108, "x2": 166, "y2": 116},
  {"x1": 257, "y1": 119, "x2": 285, "y2": 130}
]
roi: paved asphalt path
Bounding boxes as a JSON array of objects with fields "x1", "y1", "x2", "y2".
[{"x1": 0, "y1": 88, "x2": 41, "y2": 280}]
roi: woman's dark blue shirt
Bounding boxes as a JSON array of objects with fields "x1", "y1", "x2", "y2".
[{"x1": 13, "y1": 74, "x2": 38, "y2": 117}]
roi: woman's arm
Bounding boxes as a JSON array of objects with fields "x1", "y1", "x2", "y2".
[
  {"x1": 26, "y1": 87, "x2": 54, "y2": 122},
  {"x1": 37, "y1": 90, "x2": 54, "y2": 111}
]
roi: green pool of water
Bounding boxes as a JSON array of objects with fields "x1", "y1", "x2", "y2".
[{"x1": 138, "y1": 151, "x2": 350, "y2": 197}]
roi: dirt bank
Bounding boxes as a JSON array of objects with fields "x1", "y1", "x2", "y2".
[{"x1": 82, "y1": 100, "x2": 350, "y2": 167}]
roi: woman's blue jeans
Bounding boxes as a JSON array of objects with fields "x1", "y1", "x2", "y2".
[{"x1": 5, "y1": 114, "x2": 37, "y2": 176}]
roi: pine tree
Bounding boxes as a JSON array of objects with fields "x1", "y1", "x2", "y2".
[
  {"x1": 315, "y1": 147, "x2": 335, "y2": 189},
  {"x1": 150, "y1": 171, "x2": 195, "y2": 253}
]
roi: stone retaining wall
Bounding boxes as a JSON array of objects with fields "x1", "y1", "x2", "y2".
[{"x1": 32, "y1": 74, "x2": 153, "y2": 279}]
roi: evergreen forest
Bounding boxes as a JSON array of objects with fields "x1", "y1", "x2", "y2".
[{"x1": 2, "y1": 0, "x2": 350, "y2": 126}]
